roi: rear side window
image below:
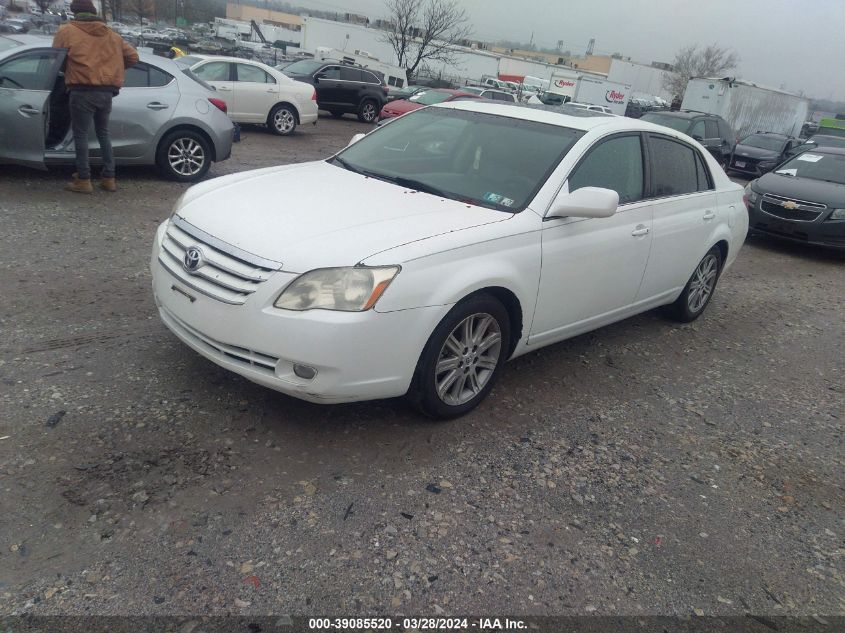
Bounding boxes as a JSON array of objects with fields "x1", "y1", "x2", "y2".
[
  {"x1": 705, "y1": 119, "x2": 719, "y2": 138},
  {"x1": 568, "y1": 134, "x2": 645, "y2": 205},
  {"x1": 124, "y1": 63, "x2": 173, "y2": 88},
  {"x1": 340, "y1": 67, "x2": 362, "y2": 82},
  {"x1": 649, "y1": 136, "x2": 701, "y2": 197},
  {"x1": 695, "y1": 152, "x2": 713, "y2": 191},
  {"x1": 718, "y1": 120, "x2": 735, "y2": 142}
]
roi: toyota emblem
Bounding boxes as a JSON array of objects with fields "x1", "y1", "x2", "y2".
[{"x1": 183, "y1": 246, "x2": 203, "y2": 272}]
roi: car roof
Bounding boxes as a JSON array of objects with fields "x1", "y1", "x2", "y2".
[
  {"x1": 439, "y1": 100, "x2": 677, "y2": 133},
  {"x1": 805, "y1": 146, "x2": 845, "y2": 156}
]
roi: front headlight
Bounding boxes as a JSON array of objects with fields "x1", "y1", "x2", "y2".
[
  {"x1": 743, "y1": 183, "x2": 759, "y2": 205},
  {"x1": 829, "y1": 209, "x2": 845, "y2": 221},
  {"x1": 275, "y1": 266, "x2": 400, "y2": 311}
]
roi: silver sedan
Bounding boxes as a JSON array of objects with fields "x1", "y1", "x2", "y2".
[{"x1": 0, "y1": 35, "x2": 233, "y2": 181}]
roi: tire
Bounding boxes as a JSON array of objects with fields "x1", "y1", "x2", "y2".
[
  {"x1": 666, "y1": 246, "x2": 723, "y2": 322},
  {"x1": 408, "y1": 294, "x2": 510, "y2": 419},
  {"x1": 357, "y1": 99, "x2": 378, "y2": 123},
  {"x1": 156, "y1": 129, "x2": 212, "y2": 182},
  {"x1": 268, "y1": 104, "x2": 297, "y2": 136}
]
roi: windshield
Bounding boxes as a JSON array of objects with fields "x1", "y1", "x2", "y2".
[
  {"x1": 775, "y1": 151, "x2": 845, "y2": 184},
  {"x1": 281, "y1": 59, "x2": 324, "y2": 75},
  {"x1": 332, "y1": 107, "x2": 583, "y2": 212},
  {"x1": 740, "y1": 134, "x2": 785, "y2": 151},
  {"x1": 806, "y1": 135, "x2": 845, "y2": 149},
  {"x1": 640, "y1": 113, "x2": 694, "y2": 133},
  {"x1": 409, "y1": 90, "x2": 454, "y2": 105}
]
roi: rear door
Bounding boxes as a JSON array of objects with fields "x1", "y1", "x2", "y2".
[
  {"x1": 636, "y1": 134, "x2": 718, "y2": 302},
  {"x1": 108, "y1": 62, "x2": 178, "y2": 159},
  {"x1": 0, "y1": 47, "x2": 64, "y2": 168},
  {"x1": 338, "y1": 67, "x2": 363, "y2": 108},
  {"x1": 232, "y1": 62, "x2": 277, "y2": 123}
]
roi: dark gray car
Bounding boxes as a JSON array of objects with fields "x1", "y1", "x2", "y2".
[
  {"x1": 744, "y1": 146, "x2": 845, "y2": 250},
  {"x1": 0, "y1": 35, "x2": 233, "y2": 181}
]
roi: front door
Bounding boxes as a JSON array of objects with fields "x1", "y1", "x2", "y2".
[
  {"x1": 314, "y1": 65, "x2": 342, "y2": 107},
  {"x1": 192, "y1": 60, "x2": 233, "y2": 109},
  {"x1": 0, "y1": 48, "x2": 65, "y2": 168},
  {"x1": 530, "y1": 134, "x2": 653, "y2": 345}
]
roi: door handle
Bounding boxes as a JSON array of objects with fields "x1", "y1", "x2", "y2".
[
  {"x1": 146, "y1": 102, "x2": 169, "y2": 110},
  {"x1": 631, "y1": 226, "x2": 650, "y2": 237},
  {"x1": 217, "y1": 86, "x2": 232, "y2": 92},
  {"x1": 18, "y1": 105, "x2": 40, "y2": 115},
  {"x1": 266, "y1": 88, "x2": 276, "y2": 93},
  {"x1": 703, "y1": 211, "x2": 716, "y2": 221}
]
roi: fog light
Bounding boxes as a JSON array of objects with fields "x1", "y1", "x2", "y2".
[{"x1": 293, "y1": 364, "x2": 317, "y2": 380}]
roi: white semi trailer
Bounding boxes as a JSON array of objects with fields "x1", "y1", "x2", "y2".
[{"x1": 681, "y1": 78, "x2": 810, "y2": 139}]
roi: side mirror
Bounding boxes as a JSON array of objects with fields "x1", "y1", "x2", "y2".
[
  {"x1": 348, "y1": 132, "x2": 366, "y2": 147},
  {"x1": 691, "y1": 134, "x2": 703, "y2": 142},
  {"x1": 547, "y1": 186, "x2": 619, "y2": 219}
]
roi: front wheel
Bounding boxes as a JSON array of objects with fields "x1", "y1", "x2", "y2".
[
  {"x1": 408, "y1": 294, "x2": 510, "y2": 419},
  {"x1": 155, "y1": 130, "x2": 212, "y2": 182},
  {"x1": 268, "y1": 104, "x2": 297, "y2": 136},
  {"x1": 357, "y1": 99, "x2": 378, "y2": 123},
  {"x1": 667, "y1": 246, "x2": 722, "y2": 322}
]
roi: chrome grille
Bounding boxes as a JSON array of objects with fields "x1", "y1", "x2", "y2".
[
  {"x1": 161, "y1": 307, "x2": 279, "y2": 374},
  {"x1": 158, "y1": 217, "x2": 280, "y2": 305},
  {"x1": 760, "y1": 194, "x2": 825, "y2": 222}
]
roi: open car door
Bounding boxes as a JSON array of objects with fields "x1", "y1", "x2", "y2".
[{"x1": 0, "y1": 47, "x2": 66, "y2": 168}]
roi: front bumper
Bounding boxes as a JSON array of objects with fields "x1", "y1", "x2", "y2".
[
  {"x1": 150, "y1": 222, "x2": 446, "y2": 403},
  {"x1": 747, "y1": 203, "x2": 845, "y2": 250}
]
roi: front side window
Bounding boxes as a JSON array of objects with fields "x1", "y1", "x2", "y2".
[
  {"x1": 649, "y1": 136, "x2": 701, "y2": 197},
  {"x1": 333, "y1": 107, "x2": 583, "y2": 212},
  {"x1": 318, "y1": 65, "x2": 340, "y2": 80},
  {"x1": 568, "y1": 135, "x2": 644, "y2": 205},
  {"x1": 236, "y1": 63, "x2": 274, "y2": 83},
  {"x1": 193, "y1": 61, "x2": 230, "y2": 82},
  {"x1": 689, "y1": 120, "x2": 706, "y2": 139},
  {"x1": 704, "y1": 120, "x2": 719, "y2": 139},
  {"x1": 0, "y1": 50, "x2": 60, "y2": 90}
]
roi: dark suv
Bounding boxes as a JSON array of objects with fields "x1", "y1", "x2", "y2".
[
  {"x1": 640, "y1": 111, "x2": 735, "y2": 165},
  {"x1": 282, "y1": 59, "x2": 388, "y2": 123}
]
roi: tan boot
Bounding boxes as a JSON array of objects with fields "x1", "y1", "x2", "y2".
[
  {"x1": 100, "y1": 177, "x2": 117, "y2": 192},
  {"x1": 66, "y1": 174, "x2": 93, "y2": 194}
]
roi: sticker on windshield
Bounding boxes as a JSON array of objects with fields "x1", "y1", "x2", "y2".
[
  {"x1": 501, "y1": 197, "x2": 515, "y2": 207},
  {"x1": 483, "y1": 192, "x2": 504, "y2": 204},
  {"x1": 797, "y1": 153, "x2": 824, "y2": 162}
]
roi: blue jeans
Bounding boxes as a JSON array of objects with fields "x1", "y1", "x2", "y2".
[{"x1": 69, "y1": 90, "x2": 115, "y2": 179}]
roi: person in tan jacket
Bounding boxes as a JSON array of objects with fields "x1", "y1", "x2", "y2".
[{"x1": 52, "y1": 0, "x2": 138, "y2": 193}]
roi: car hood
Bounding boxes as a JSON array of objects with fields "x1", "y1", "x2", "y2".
[
  {"x1": 173, "y1": 161, "x2": 512, "y2": 272},
  {"x1": 754, "y1": 172, "x2": 845, "y2": 207},
  {"x1": 733, "y1": 144, "x2": 781, "y2": 160}
]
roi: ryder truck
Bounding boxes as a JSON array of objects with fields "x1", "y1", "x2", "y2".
[{"x1": 547, "y1": 70, "x2": 631, "y2": 115}]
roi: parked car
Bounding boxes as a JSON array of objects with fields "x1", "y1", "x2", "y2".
[
  {"x1": 1, "y1": 19, "x2": 29, "y2": 33},
  {"x1": 566, "y1": 101, "x2": 614, "y2": 115},
  {"x1": 385, "y1": 84, "x2": 427, "y2": 102},
  {"x1": 639, "y1": 110, "x2": 736, "y2": 165},
  {"x1": 460, "y1": 86, "x2": 516, "y2": 102},
  {"x1": 178, "y1": 55, "x2": 317, "y2": 136},
  {"x1": 282, "y1": 59, "x2": 388, "y2": 123},
  {"x1": 151, "y1": 101, "x2": 746, "y2": 418},
  {"x1": 744, "y1": 146, "x2": 845, "y2": 250},
  {"x1": 191, "y1": 39, "x2": 225, "y2": 54},
  {"x1": 378, "y1": 88, "x2": 480, "y2": 122},
  {"x1": 727, "y1": 132, "x2": 801, "y2": 177},
  {"x1": 784, "y1": 134, "x2": 845, "y2": 159},
  {"x1": 0, "y1": 37, "x2": 233, "y2": 181}
]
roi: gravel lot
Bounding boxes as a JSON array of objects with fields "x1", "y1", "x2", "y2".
[{"x1": 0, "y1": 115, "x2": 843, "y2": 619}]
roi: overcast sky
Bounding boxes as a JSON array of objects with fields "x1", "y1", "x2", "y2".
[{"x1": 293, "y1": 0, "x2": 845, "y2": 101}]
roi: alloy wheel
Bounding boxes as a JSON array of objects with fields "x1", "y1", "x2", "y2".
[
  {"x1": 362, "y1": 102, "x2": 376, "y2": 121},
  {"x1": 687, "y1": 253, "x2": 718, "y2": 313},
  {"x1": 273, "y1": 108, "x2": 295, "y2": 133},
  {"x1": 435, "y1": 313, "x2": 502, "y2": 406},
  {"x1": 168, "y1": 138, "x2": 205, "y2": 177}
]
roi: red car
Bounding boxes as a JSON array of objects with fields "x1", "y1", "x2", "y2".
[{"x1": 378, "y1": 89, "x2": 480, "y2": 122}]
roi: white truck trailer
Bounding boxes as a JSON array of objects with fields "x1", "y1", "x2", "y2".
[
  {"x1": 547, "y1": 70, "x2": 632, "y2": 115},
  {"x1": 681, "y1": 77, "x2": 810, "y2": 139}
]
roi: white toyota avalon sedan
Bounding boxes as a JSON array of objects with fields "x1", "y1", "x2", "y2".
[{"x1": 151, "y1": 101, "x2": 747, "y2": 418}]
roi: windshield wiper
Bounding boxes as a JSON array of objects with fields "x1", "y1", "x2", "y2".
[
  {"x1": 380, "y1": 175, "x2": 451, "y2": 199},
  {"x1": 328, "y1": 154, "x2": 365, "y2": 175}
]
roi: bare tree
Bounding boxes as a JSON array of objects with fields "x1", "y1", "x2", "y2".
[
  {"x1": 381, "y1": 0, "x2": 472, "y2": 78},
  {"x1": 33, "y1": 0, "x2": 52, "y2": 14},
  {"x1": 125, "y1": 0, "x2": 154, "y2": 22},
  {"x1": 662, "y1": 43, "x2": 740, "y2": 99}
]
